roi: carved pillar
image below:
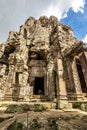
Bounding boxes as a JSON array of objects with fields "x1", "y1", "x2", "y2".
[
  {"x1": 66, "y1": 59, "x2": 76, "y2": 93},
  {"x1": 47, "y1": 61, "x2": 55, "y2": 97},
  {"x1": 57, "y1": 58, "x2": 67, "y2": 100},
  {"x1": 72, "y1": 59, "x2": 82, "y2": 100},
  {"x1": 46, "y1": 71, "x2": 49, "y2": 95},
  {"x1": 56, "y1": 57, "x2": 69, "y2": 109},
  {"x1": 5, "y1": 65, "x2": 15, "y2": 100},
  {"x1": 19, "y1": 70, "x2": 33, "y2": 101},
  {"x1": 44, "y1": 74, "x2": 47, "y2": 95}
]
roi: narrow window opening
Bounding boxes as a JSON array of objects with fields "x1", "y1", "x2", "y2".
[
  {"x1": 5, "y1": 65, "x2": 9, "y2": 75},
  {"x1": 15, "y1": 72, "x2": 19, "y2": 84}
]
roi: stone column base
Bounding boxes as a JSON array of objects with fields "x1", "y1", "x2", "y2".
[
  {"x1": 76, "y1": 94, "x2": 84, "y2": 101},
  {"x1": 56, "y1": 100, "x2": 69, "y2": 109}
]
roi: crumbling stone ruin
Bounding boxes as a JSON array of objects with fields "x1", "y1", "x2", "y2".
[{"x1": 0, "y1": 16, "x2": 87, "y2": 108}]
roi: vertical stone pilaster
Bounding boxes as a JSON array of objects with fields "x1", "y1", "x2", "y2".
[
  {"x1": 66, "y1": 60, "x2": 76, "y2": 93},
  {"x1": 47, "y1": 61, "x2": 55, "y2": 97},
  {"x1": 57, "y1": 58, "x2": 67, "y2": 100},
  {"x1": 57, "y1": 58, "x2": 69, "y2": 109},
  {"x1": 4, "y1": 65, "x2": 15, "y2": 100},
  {"x1": 72, "y1": 59, "x2": 82, "y2": 100},
  {"x1": 46, "y1": 71, "x2": 49, "y2": 95},
  {"x1": 44, "y1": 75, "x2": 47, "y2": 95}
]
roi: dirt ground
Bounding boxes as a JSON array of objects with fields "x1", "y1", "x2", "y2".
[{"x1": 0, "y1": 109, "x2": 87, "y2": 130}]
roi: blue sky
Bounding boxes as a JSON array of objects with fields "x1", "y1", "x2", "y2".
[
  {"x1": 61, "y1": 1, "x2": 87, "y2": 43},
  {"x1": 0, "y1": 0, "x2": 87, "y2": 44}
]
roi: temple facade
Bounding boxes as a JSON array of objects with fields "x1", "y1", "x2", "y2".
[{"x1": 0, "y1": 16, "x2": 87, "y2": 104}]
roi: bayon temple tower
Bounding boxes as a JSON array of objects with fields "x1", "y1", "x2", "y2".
[{"x1": 0, "y1": 16, "x2": 87, "y2": 106}]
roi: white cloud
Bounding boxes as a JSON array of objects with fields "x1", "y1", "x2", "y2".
[
  {"x1": 82, "y1": 34, "x2": 87, "y2": 43},
  {"x1": 71, "y1": 0, "x2": 85, "y2": 13},
  {"x1": 42, "y1": 0, "x2": 85, "y2": 20},
  {"x1": 0, "y1": 0, "x2": 86, "y2": 43}
]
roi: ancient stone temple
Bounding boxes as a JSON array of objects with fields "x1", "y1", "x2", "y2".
[{"x1": 0, "y1": 16, "x2": 87, "y2": 106}]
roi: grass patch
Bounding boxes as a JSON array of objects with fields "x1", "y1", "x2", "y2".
[
  {"x1": 5, "y1": 104, "x2": 30, "y2": 113},
  {"x1": 5, "y1": 104, "x2": 47, "y2": 113},
  {"x1": 72, "y1": 102, "x2": 81, "y2": 109}
]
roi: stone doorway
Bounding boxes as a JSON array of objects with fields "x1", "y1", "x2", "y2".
[
  {"x1": 34, "y1": 77, "x2": 44, "y2": 95},
  {"x1": 76, "y1": 62, "x2": 87, "y2": 93}
]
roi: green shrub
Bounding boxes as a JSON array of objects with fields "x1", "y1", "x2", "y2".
[
  {"x1": 72, "y1": 102, "x2": 81, "y2": 109},
  {"x1": 34, "y1": 104, "x2": 46, "y2": 112},
  {"x1": 7, "y1": 122, "x2": 24, "y2": 130},
  {"x1": 5, "y1": 104, "x2": 30, "y2": 113},
  {"x1": 30, "y1": 118, "x2": 41, "y2": 129},
  {"x1": 5, "y1": 104, "x2": 46, "y2": 113}
]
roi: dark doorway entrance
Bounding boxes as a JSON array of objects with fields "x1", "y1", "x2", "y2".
[
  {"x1": 76, "y1": 61, "x2": 87, "y2": 93},
  {"x1": 34, "y1": 77, "x2": 44, "y2": 95}
]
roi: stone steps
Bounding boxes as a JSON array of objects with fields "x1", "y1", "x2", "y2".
[{"x1": 3, "y1": 95, "x2": 53, "y2": 102}]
